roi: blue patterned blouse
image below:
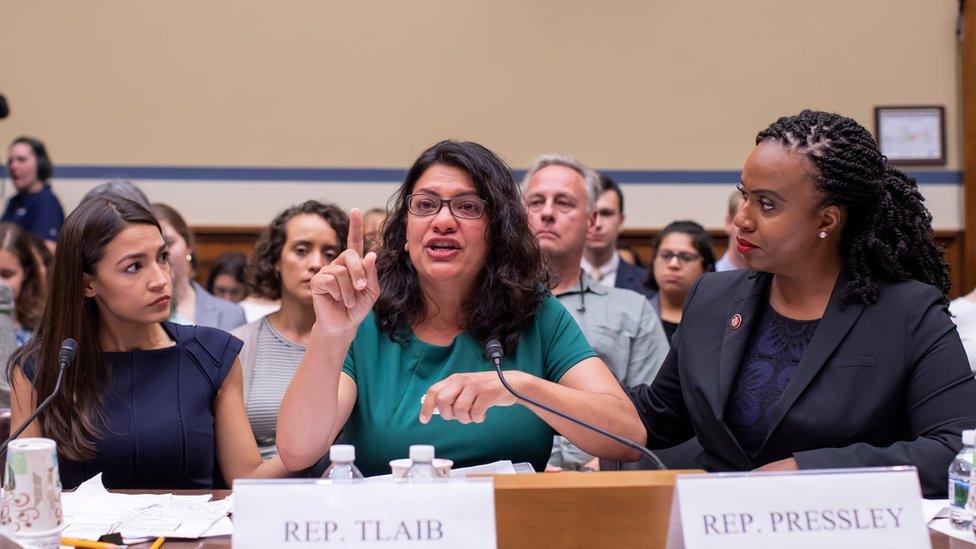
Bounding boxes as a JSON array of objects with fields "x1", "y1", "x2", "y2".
[{"x1": 725, "y1": 303, "x2": 820, "y2": 457}]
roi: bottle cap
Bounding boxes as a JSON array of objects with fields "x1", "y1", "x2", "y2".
[
  {"x1": 409, "y1": 445, "x2": 435, "y2": 462},
  {"x1": 330, "y1": 444, "x2": 355, "y2": 462},
  {"x1": 963, "y1": 430, "x2": 976, "y2": 446}
]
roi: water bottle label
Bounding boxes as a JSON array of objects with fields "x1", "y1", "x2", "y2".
[{"x1": 951, "y1": 479, "x2": 969, "y2": 507}]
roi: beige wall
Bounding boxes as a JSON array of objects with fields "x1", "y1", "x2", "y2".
[{"x1": 0, "y1": 0, "x2": 962, "y2": 226}]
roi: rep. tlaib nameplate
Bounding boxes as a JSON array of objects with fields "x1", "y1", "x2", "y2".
[{"x1": 233, "y1": 478, "x2": 496, "y2": 549}]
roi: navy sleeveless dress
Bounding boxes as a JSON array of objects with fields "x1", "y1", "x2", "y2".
[{"x1": 24, "y1": 322, "x2": 242, "y2": 489}]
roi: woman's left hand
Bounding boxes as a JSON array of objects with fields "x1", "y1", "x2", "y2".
[
  {"x1": 755, "y1": 457, "x2": 798, "y2": 472},
  {"x1": 419, "y1": 371, "x2": 524, "y2": 424}
]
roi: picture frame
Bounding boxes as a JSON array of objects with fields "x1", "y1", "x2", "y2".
[{"x1": 873, "y1": 105, "x2": 946, "y2": 166}]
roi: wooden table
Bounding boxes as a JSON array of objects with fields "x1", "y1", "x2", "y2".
[{"x1": 116, "y1": 477, "x2": 976, "y2": 549}]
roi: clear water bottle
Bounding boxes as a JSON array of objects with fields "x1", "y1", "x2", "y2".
[
  {"x1": 404, "y1": 445, "x2": 438, "y2": 481},
  {"x1": 948, "y1": 430, "x2": 975, "y2": 528},
  {"x1": 322, "y1": 444, "x2": 364, "y2": 481}
]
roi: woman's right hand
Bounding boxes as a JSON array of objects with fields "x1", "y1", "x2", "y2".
[{"x1": 310, "y1": 208, "x2": 381, "y2": 339}]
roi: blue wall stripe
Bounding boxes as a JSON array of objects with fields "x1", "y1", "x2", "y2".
[{"x1": 0, "y1": 165, "x2": 962, "y2": 185}]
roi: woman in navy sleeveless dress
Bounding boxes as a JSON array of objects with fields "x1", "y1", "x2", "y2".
[{"x1": 9, "y1": 197, "x2": 287, "y2": 489}]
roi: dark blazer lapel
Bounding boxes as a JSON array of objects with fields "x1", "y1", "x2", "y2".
[
  {"x1": 761, "y1": 272, "x2": 865, "y2": 448},
  {"x1": 711, "y1": 271, "x2": 772, "y2": 420}
]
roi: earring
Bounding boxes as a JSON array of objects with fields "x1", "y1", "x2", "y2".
[
  {"x1": 186, "y1": 254, "x2": 193, "y2": 262},
  {"x1": 403, "y1": 242, "x2": 409, "y2": 251},
  {"x1": 818, "y1": 231, "x2": 828, "y2": 239}
]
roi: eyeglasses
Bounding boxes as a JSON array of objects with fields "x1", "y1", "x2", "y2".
[
  {"x1": 407, "y1": 193, "x2": 488, "y2": 220},
  {"x1": 657, "y1": 250, "x2": 701, "y2": 264}
]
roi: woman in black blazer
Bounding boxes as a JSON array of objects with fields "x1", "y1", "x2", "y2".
[{"x1": 628, "y1": 110, "x2": 976, "y2": 497}]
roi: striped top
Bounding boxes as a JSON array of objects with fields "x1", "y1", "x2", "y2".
[{"x1": 245, "y1": 317, "x2": 307, "y2": 458}]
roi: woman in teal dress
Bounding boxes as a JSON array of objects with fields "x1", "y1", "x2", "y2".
[{"x1": 277, "y1": 140, "x2": 645, "y2": 475}]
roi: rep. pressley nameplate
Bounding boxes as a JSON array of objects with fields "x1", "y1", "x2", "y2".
[
  {"x1": 233, "y1": 478, "x2": 496, "y2": 549},
  {"x1": 665, "y1": 467, "x2": 930, "y2": 549}
]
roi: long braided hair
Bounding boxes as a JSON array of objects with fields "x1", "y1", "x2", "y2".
[{"x1": 756, "y1": 110, "x2": 949, "y2": 305}]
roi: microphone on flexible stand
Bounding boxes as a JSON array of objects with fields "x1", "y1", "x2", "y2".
[
  {"x1": 0, "y1": 338, "x2": 78, "y2": 454},
  {"x1": 485, "y1": 339, "x2": 666, "y2": 470}
]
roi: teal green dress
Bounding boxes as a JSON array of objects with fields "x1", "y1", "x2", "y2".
[{"x1": 341, "y1": 295, "x2": 597, "y2": 475}]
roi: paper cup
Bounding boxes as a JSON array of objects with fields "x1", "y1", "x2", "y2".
[
  {"x1": 389, "y1": 458, "x2": 453, "y2": 478},
  {"x1": 11, "y1": 527, "x2": 62, "y2": 549},
  {"x1": 0, "y1": 438, "x2": 63, "y2": 537}
]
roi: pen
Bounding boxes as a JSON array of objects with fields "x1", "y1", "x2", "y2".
[
  {"x1": 59, "y1": 537, "x2": 125, "y2": 549},
  {"x1": 150, "y1": 537, "x2": 165, "y2": 549}
]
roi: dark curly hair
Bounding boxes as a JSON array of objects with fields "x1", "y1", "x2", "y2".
[
  {"x1": 645, "y1": 220, "x2": 716, "y2": 292},
  {"x1": 756, "y1": 110, "x2": 949, "y2": 304},
  {"x1": 374, "y1": 140, "x2": 552, "y2": 354},
  {"x1": 249, "y1": 201, "x2": 350, "y2": 300}
]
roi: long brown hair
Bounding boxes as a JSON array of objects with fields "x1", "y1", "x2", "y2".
[
  {"x1": 0, "y1": 223, "x2": 45, "y2": 330},
  {"x1": 10, "y1": 197, "x2": 162, "y2": 461}
]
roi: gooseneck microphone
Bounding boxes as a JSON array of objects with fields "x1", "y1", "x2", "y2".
[
  {"x1": 0, "y1": 338, "x2": 78, "y2": 454},
  {"x1": 485, "y1": 339, "x2": 666, "y2": 470}
]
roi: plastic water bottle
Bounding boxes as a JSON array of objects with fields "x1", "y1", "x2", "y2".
[
  {"x1": 404, "y1": 445, "x2": 438, "y2": 481},
  {"x1": 948, "y1": 430, "x2": 975, "y2": 528},
  {"x1": 322, "y1": 444, "x2": 364, "y2": 481}
]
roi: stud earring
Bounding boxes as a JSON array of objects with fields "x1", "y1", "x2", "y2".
[
  {"x1": 818, "y1": 231, "x2": 828, "y2": 239},
  {"x1": 403, "y1": 242, "x2": 409, "y2": 251},
  {"x1": 186, "y1": 253, "x2": 193, "y2": 262}
]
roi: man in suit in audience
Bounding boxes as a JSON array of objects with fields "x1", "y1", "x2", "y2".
[
  {"x1": 715, "y1": 190, "x2": 745, "y2": 271},
  {"x1": 522, "y1": 154, "x2": 670, "y2": 470},
  {"x1": 583, "y1": 173, "x2": 654, "y2": 298}
]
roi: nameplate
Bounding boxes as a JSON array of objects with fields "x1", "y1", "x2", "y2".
[
  {"x1": 665, "y1": 467, "x2": 930, "y2": 549},
  {"x1": 233, "y1": 479, "x2": 497, "y2": 549}
]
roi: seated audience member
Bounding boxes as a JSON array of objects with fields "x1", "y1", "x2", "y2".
[
  {"x1": 583, "y1": 173, "x2": 653, "y2": 298},
  {"x1": 645, "y1": 221, "x2": 717, "y2": 341},
  {"x1": 233, "y1": 201, "x2": 348, "y2": 457},
  {"x1": 152, "y1": 203, "x2": 246, "y2": 331},
  {"x1": 9, "y1": 197, "x2": 286, "y2": 489},
  {"x1": 616, "y1": 242, "x2": 644, "y2": 268},
  {"x1": 206, "y1": 251, "x2": 248, "y2": 303},
  {"x1": 715, "y1": 190, "x2": 745, "y2": 272},
  {"x1": 0, "y1": 223, "x2": 45, "y2": 347},
  {"x1": 362, "y1": 207, "x2": 386, "y2": 253},
  {"x1": 522, "y1": 155, "x2": 669, "y2": 470},
  {"x1": 949, "y1": 288, "x2": 976, "y2": 371},
  {"x1": 627, "y1": 110, "x2": 976, "y2": 497},
  {"x1": 80, "y1": 179, "x2": 152, "y2": 210},
  {"x1": 2, "y1": 137, "x2": 65, "y2": 249},
  {"x1": 277, "y1": 140, "x2": 645, "y2": 475},
  {"x1": 206, "y1": 251, "x2": 281, "y2": 323}
]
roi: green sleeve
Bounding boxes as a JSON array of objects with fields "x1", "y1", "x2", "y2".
[
  {"x1": 341, "y1": 347, "x2": 356, "y2": 381},
  {"x1": 538, "y1": 295, "x2": 598, "y2": 382},
  {"x1": 340, "y1": 312, "x2": 377, "y2": 382}
]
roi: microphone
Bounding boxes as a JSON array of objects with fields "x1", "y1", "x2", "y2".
[
  {"x1": 485, "y1": 339, "x2": 666, "y2": 470},
  {"x1": 0, "y1": 338, "x2": 78, "y2": 454}
]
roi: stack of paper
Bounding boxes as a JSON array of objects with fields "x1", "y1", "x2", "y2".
[{"x1": 60, "y1": 474, "x2": 232, "y2": 541}]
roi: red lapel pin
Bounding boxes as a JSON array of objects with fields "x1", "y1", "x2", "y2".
[{"x1": 730, "y1": 313, "x2": 742, "y2": 331}]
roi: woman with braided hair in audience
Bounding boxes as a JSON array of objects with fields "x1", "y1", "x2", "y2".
[{"x1": 626, "y1": 110, "x2": 976, "y2": 497}]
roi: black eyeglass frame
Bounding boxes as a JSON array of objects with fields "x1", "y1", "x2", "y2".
[{"x1": 405, "y1": 193, "x2": 489, "y2": 220}]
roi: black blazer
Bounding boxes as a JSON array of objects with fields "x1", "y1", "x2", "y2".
[
  {"x1": 628, "y1": 270, "x2": 976, "y2": 497},
  {"x1": 616, "y1": 260, "x2": 654, "y2": 298}
]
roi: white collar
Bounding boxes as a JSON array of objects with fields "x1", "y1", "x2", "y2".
[{"x1": 581, "y1": 250, "x2": 620, "y2": 277}]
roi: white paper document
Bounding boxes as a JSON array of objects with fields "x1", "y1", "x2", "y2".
[{"x1": 60, "y1": 474, "x2": 232, "y2": 540}]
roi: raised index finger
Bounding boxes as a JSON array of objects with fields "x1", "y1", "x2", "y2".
[{"x1": 347, "y1": 207, "x2": 364, "y2": 256}]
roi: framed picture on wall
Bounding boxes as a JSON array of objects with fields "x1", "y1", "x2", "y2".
[{"x1": 873, "y1": 105, "x2": 946, "y2": 165}]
